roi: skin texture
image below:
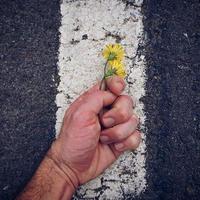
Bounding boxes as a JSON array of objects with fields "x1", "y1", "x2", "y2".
[{"x1": 17, "y1": 76, "x2": 141, "y2": 200}]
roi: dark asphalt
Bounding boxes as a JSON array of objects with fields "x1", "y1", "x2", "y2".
[
  {"x1": 141, "y1": 0, "x2": 200, "y2": 200},
  {"x1": 0, "y1": 0, "x2": 200, "y2": 200},
  {"x1": 0, "y1": 0, "x2": 60, "y2": 199}
]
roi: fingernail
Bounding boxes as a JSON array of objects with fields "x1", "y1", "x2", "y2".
[
  {"x1": 103, "y1": 117, "x2": 115, "y2": 127},
  {"x1": 100, "y1": 136, "x2": 109, "y2": 143},
  {"x1": 115, "y1": 143, "x2": 124, "y2": 151}
]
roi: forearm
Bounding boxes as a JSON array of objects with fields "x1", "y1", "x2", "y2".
[{"x1": 17, "y1": 150, "x2": 75, "y2": 200}]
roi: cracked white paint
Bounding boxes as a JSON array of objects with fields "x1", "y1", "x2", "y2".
[{"x1": 56, "y1": 0, "x2": 147, "y2": 199}]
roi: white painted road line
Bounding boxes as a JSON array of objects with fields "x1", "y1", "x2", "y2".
[{"x1": 56, "y1": 0, "x2": 146, "y2": 198}]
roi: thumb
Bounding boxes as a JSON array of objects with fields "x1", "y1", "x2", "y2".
[{"x1": 82, "y1": 90, "x2": 116, "y2": 114}]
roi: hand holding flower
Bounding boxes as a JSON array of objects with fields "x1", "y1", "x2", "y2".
[
  {"x1": 17, "y1": 44, "x2": 141, "y2": 200},
  {"x1": 50, "y1": 76, "x2": 141, "y2": 188}
]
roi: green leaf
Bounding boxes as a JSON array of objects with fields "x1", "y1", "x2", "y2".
[{"x1": 104, "y1": 68, "x2": 116, "y2": 78}]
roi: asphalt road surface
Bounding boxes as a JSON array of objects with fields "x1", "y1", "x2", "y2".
[{"x1": 0, "y1": 0, "x2": 200, "y2": 199}]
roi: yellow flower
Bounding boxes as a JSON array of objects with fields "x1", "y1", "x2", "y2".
[
  {"x1": 112, "y1": 61, "x2": 126, "y2": 78},
  {"x1": 106, "y1": 61, "x2": 126, "y2": 78},
  {"x1": 102, "y1": 44, "x2": 125, "y2": 64}
]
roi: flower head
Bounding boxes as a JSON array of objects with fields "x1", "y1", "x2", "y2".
[
  {"x1": 105, "y1": 60, "x2": 126, "y2": 78},
  {"x1": 102, "y1": 44, "x2": 125, "y2": 64}
]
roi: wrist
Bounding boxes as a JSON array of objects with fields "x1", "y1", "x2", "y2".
[
  {"x1": 45, "y1": 156, "x2": 76, "y2": 199},
  {"x1": 47, "y1": 141, "x2": 80, "y2": 189},
  {"x1": 17, "y1": 149, "x2": 76, "y2": 200}
]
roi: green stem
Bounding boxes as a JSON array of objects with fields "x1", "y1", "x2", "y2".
[
  {"x1": 104, "y1": 60, "x2": 108, "y2": 75},
  {"x1": 100, "y1": 60, "x2": 109, "y2": 91}
]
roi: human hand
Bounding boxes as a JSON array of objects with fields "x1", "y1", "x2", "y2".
[{"x1": 49, "y1": 76, "x2": 141, "y2": 189}]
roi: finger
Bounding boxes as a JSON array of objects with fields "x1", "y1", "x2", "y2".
[
  {"x1": 70, "y1": 82, "x2": 111, "y2": 111},
  {"x1": 100, "y1": 115, "x2": 139, "y2": 144},
  {"x1": 110, "y1": 131, "x2": 141, "y2": 158},
  {"x1": 105, "y1": 75, "x2": 125, "y2": 96},
  {"x1": 114, "y1": 130, "x2": 141, "y2": 152},
  {"x1": 101, "y1": 95, "x2": 134, "y2": 127},
  {"x1": 80, "y1": 90, "x2": 117, "y2": 114}
]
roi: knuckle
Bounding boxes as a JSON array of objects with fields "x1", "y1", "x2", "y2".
[
  {"x1": 118, "y1": 108, "x2": 129, "y2": 121},
  {"x1": 121, "y1": 95, "x2": 134, "y2": 106},
  {"x1": 130, "y1": 133, "x2": 141, "y2": 148},
  {"x1": 90, "y1": 119, "x2": 101, "y2": 132},
  {"x1": 114, "y1": 129, "x2": 124, "y2": 140},
  {"x1": 131, "y1": 114, "x2": 139, "y2": 125},
  {"x1": 72, "y1": 109, "x2": 97, "y2": 127}
]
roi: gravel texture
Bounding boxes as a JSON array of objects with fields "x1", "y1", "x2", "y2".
[
  {"x1": 0, "y1": 0, "x2": 200, "y2": 199},
  {"x1": 141, "y1": 0, "x2": 200, "y2": 199},
  {"x1": 0, "y1": 1, "x2": 60, "y2": 199}
]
